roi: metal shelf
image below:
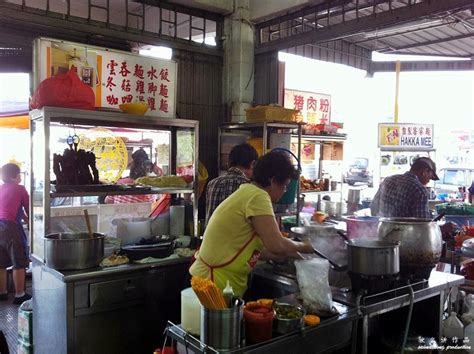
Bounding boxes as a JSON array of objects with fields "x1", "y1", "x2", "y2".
[
  {"x1": 294, "y1": 134, "x2": 347, "y2": 142},
  {"x1": 220, "y1": 122, "x2": 302, "y2": 130},
  {"x1": 30, "y1": 106, "x2": 199, "y2": 129},
  {"x1": 300, "y1": 190, "x2": 341, "y2": 195},
  {"x1": 218, "y1": 121, "x2": 303, "y2": 226},
  {"x1": 51, "y1": 187, "x2": 194, "y2": 198}
]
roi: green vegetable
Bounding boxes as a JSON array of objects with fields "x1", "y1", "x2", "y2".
[{"x1": 275, "y1": 304, "x2": 303, "y2": 320}]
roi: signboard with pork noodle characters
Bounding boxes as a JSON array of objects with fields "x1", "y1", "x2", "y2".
[
  {"x1": 378, "y1": 123, "x2": 434, "y2": 151},
  {"x1": 34, "y1": 38, "x2": 177, "y2": 118},
  {"x1": 284, "y1": 89, "x2": 331, "y2": 124}
]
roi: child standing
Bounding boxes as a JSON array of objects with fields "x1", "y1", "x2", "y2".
[{"x1": 0, "y1": 163, "x2": 31, "y2": 304}]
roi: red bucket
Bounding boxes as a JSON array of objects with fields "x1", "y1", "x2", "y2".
[{"x1": 344, "y1": 216, "x2": 379, "y2": 239}]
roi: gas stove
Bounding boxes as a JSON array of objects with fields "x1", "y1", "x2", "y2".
[{"x1": 264, "y1": 260, "x2": 432, "y2": 298}]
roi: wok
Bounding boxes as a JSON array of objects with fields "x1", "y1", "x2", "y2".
[{"x1": 291, "y1": 226, "x2": 348, "y2": 271}]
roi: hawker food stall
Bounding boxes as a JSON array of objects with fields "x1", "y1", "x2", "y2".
[{"x1": 29, "y1": 39, "x2": 203, "y2": 353}]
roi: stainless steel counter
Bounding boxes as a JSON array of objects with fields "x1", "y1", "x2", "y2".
[
  {"x1": 165, "y1": 268, "x2": 465, "y2": 353},
  {"x1": 32, "y1": 253, "x2": 191, "y2": 354},
  {"x1": 31, "y1": 252, "x2": 191, "y2": 282},
  {"x1": 333, "y1": 270, "x2": 464, "y2": 316}
]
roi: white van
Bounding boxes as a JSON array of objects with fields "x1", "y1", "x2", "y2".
[{"x1": 434, "y1": 167, "x2": 474, "y2": 196}]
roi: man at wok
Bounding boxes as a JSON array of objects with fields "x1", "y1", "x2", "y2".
[{"x1": 190, "y1": 151, "x2": 313, "y2": 298}]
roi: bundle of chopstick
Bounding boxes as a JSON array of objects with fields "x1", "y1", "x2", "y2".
[{"x1": 191, "y1": 276, "x2": 227, "y2": 310}]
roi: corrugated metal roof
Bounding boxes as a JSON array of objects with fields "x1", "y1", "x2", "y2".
[{"x1": 256, "y1": 0, "x2": 474, "y2": 66}]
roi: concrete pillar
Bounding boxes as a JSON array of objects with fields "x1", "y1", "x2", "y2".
[{"x1": 223, "y1": 0, "x2": 254, "y2": 122}]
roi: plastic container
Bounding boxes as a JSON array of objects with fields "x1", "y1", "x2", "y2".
[
  {"x1": 442, "y1": 312, "x2": 464, "y2": 341},
  {"x1": 223, "y1": 281, "x2": 234, "y2": 308},
  {"x1": 245, "y1": 106, "x2": 298, "y2": 123},
  {"x1": 344, "y1": 216, "x2": 380, "y2": 239},
  {"x1": 244, "y1": 304, "x2": 274, "y2": 344},
  {"x1": 181, "y1": 288, "x2": 201, "y2": 336}
]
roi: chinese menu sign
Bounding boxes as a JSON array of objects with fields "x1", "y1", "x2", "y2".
[
  {"x1": 378, "y1": 123, "x2": 434, "y2": 150},
  {"x1": 284, "y1": 89, "x2": 331, "y2": 124},
  {"x1": 34, "y1": 38, "x2": 176, "y2": 118}
]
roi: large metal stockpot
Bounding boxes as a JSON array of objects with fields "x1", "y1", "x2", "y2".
[
  {"x1": 346, "y1": 238, "x2": 400, "y2": 276},
  {"x1": 44, "y1": 232, "x2": 105, "y2": 270},
  {"x1": 377, "y1": 218, "x2": 442, "y2": 276}
]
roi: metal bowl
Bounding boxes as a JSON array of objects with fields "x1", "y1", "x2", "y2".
[{"x1": 273, "y1": 303, "x2": 305, "y2": 334}]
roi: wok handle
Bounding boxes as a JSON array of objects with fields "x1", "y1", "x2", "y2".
[{"x1": 337, "y1": 230, "x2": 350, "y2": 242}]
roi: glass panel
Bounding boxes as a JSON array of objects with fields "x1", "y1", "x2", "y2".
[
  {"x1": 176, "y1": 129, "x2": 195, "y2": 182},
  {"x1": 176, "y1": 12, "x2": 191, "y2": 40},
  {"x1": 49, "y1": 122, "x2": 172, "y2": 184},
  {"x1": 205, "y1": 19, "x2": 217, "y2": 46},
  {"x1": 31, "y1": 119, "x2": 45, "y2": 257},
  {"x1": 161, "y1": 9, "x2": 176, "y2": 37}
]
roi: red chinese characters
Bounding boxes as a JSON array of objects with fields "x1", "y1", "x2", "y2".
[
  {"x1": 159, "y1": 83, "x2": 168, "y2": 98},
  {"x1": 104, "y1": 55, "x2": 173, "y2": 114},
  {"x1": 136, "y1": 80, "x2": 145, "y2": 95},
  {"x1": 119, "y1": 62, "x2": 131, "y2": 77},
  {"x1": 106, "y1": 95, "x2": 118, "y2": 105},
  {"x1": 148, "y1": 82, "x2": 158, "y2": 96},
  {"x1": 293, "y1": 95, "x2": 305, "y2": 111},
  {"x1": 159, "y1": 68, "x2": 170, "y2": 82},
  {"x1": 319, "y1": 99, "x2": 330, "y2": 113},
  {"x1": 107, "y1": 60, "x2": 118, "y2": 75},
  {"x1": 106, "y1": 76, "x2": 116, "y2": 91},
  {"x1": 147, "y1": 66, "x2": 158, "y2": 80},
  {"x1": 159, "y1": 99, "x2": 169, "y2": 113},
  {"x1": 121, "y1": 79, "x2": 131, "y2": 92},
  {"x1": 307, "y1": 96, "x2": 317, "y2": 112},
  {"x1": 134, "y1": 64, "x2": 144, "y2": 80}
]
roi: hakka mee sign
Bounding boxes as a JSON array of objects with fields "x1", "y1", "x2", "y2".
[{"x1": 378, "y1": 123, "x2": 434, "y2": 150}]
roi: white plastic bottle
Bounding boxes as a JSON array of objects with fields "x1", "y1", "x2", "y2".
[
  {"x1": 223, "y1": 280, "x2": 234, "y2": 308},
  {"x1": 443, "y1": 312, "x2": 464, "y2": 343}
]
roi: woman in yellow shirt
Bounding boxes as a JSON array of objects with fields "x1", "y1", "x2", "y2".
[{"x1": 190, "y1": 151, "x2": 313, "y2": 297}]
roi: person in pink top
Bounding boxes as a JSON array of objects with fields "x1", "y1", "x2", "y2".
[{"x1": 0, "y1": 163, "x2": 31, "y2": 304}]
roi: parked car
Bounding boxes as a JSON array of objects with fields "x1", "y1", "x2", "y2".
[
  {"x1": 434, "y1": 167, "x2": 474, "y2": 196},
  {"x1": 344, "y1": 157, "x2": 373, "y2": 187}
]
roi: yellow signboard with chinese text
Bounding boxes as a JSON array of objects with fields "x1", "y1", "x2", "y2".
[{"x1": 378, "y1": 123, "x2": 434, "y2": 151}]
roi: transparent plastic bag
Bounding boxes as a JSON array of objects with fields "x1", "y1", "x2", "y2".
[{"x1": 295, "y1": 258, "x2": 333, "y2": 312}]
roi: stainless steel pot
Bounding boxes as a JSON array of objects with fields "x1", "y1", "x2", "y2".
[
  {"x1": 377, "y1": 218, "x2": 442, "y2": 270},
  {"x1": 346, "y1": 238, "x2": 400, "y2": 276},
  {"x1": 45, "y1": 232, "x2": 105, "y2": 270}
]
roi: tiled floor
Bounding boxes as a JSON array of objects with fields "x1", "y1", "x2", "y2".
[{"x1": 0, "y1": 276, "x2": 32, "y2": 354}]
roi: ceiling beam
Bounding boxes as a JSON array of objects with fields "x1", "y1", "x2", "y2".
[
  {"x1": 370, "y1": 60, "x2": 474, "y2": 73},
  {"x1": 0, "y1": 55, "x2": 32, "y2": 73},
  {"x1": 380, "y1": 33, "x2": 474, "y2": 53},
  {"x1": 256, "y1": 0, "x2": 474, "y2": 54},
  {"x1": 352, "y1": 20, "x2": 457, "y2": 45}
]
